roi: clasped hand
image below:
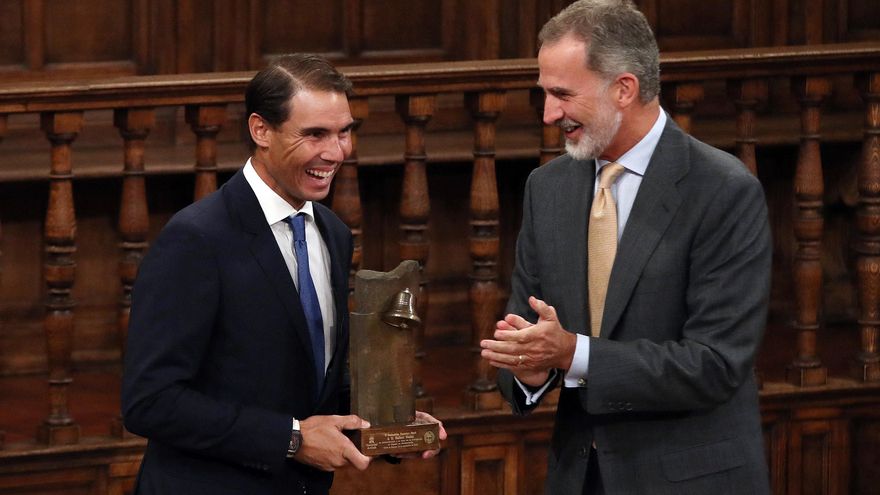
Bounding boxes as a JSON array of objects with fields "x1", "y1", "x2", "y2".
[{"x1": 480, "y1": 296, "x2": 577, "y2": 387}]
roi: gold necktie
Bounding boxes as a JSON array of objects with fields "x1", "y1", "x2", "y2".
[{"x1": 588, "y1": 162, "x2": 626, "y2": 338}]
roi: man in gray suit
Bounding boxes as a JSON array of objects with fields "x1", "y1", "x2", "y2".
[{"x1": 480, "y1": 1, "x2": 771, "y2": 493}]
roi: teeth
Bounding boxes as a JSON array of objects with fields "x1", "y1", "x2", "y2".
[
  {"x1": 557, "y1": 119, "x2": 581, "y2": 133},
  {"x1": 307, "y1": 169, "x2": 333, "y2": 179}
]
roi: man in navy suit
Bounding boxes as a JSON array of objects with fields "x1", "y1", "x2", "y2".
[
  {"x1": 123, "y1": 54, "x2": 442, "y2": 495},
  {"x1": 481, "y1": 1, "x2": 771, "y2": 493}
]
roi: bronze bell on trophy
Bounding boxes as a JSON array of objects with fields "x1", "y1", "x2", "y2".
[{"x1": 381, "y1": 288, "x2": 421, "y2": 329}]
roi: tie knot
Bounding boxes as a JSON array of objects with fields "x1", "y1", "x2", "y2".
[
  {"x1": 598, "y1": 162, "x2": 626, "y2": 189},
  {"x1": 286, "y1": 213, "x2": 307, "y2": 242}
]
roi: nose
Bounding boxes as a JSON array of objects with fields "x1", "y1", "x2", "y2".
[
  {"x1": 321, "y1": 135, "x2": 348, "y2": 163},
  {"x1": 543, "y1": 95, "x2": 563, "y2": 125}
]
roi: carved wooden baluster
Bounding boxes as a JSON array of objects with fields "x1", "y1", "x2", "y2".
[
  {"x1": 185, "y1": 104, "x2": 226, "y2": 201},
  {"x1": 111, "y1": 108, "x2": 155, "y2": 437},
  {"x1": 331, "y1": 96, "x2": 369, "y2": 309},
  {"x1": 395, "y1": 94, "x2": 436, "y2": 412},
  {"x1": 853, "y1": 73, "x2": 880, "y2": 382},
  {"x1": 529, "y1": 88, "x2": 564, "y2": 165},
  {"x1": 465, "y1": 91, "x2": 506, "y2": 411},
  {"x1": 728, "y1": 79, "x2": 768, "y2": 176},
  {"x1": 38, "y1": 111, "x2": 83, "y2": 445},
  {"x1": 787, "y1": 77, "x2": 831, "y2": 387},
  {"x1": 666, "y1": 82, "x2": 704, "y2": 135}
]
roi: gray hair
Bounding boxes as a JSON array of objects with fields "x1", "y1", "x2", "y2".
[{"x1": 538, "y1": 0, "x2": 660, "y2": 103}]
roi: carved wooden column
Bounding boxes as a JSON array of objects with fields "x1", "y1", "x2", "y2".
[
  {"x1": 529, "y1": 88, "x2": 564, "y2": 165},
  {"x1": 395, "y1": 94, "x2": 437, "y2": 412},
  {"x1": 185, "y1": 104, "x2": 226, "y2": 201},
  {"x1": 787, "y1": 77, "x2": 831, "y2": 387},
  {"x1": 331, "y1": 96, "x2": 369, "y2": 309},
  {"x1": 111, "y1": 108, "x2": 155, "y2": 437},
  {"x1": 465, "y1": 91, "x2": 506, "y2": 411},
  {"x1": 665, "y1": 82, "x2": 704, "y2": 134},
  {"x1": 38, "y1": 111, "x2": 83, "y2": 445},
  {"x1": 728, "y1": 79, "x2": 768, "y2": 176},
  {"x1": 853, "y1": 73, "x2": 880, "y2": 382}
]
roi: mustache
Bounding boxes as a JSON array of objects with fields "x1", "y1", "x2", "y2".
[{"x1": 555, "y1": 118, "x2": 581, "y2": 131}]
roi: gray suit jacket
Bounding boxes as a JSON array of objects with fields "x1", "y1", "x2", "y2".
[{"x1": 498, "y1": 118, "x2": 771, "y2": 494}]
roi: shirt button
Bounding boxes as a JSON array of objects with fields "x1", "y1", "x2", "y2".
[{"x1": 577, "y1": 378, "x2": 586, "y2": 387}]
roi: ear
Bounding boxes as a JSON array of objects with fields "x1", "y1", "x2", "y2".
[
  {"x1": 248, "y1": 113, "x2": 272, "y2": 149},
  {"x1": 613, "y1": 73, "x2": 640, "y2": 108}
]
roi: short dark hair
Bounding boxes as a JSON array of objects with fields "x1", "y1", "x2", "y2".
[
  {"x1": 244, "y1": 53, "x2": 353, "y2": 149},
  {"x1": 539, "y1": 0, "x2": 660, "y2": 103}
]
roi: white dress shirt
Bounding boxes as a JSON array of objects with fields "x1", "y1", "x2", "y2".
[
  {"x1": 243, "y1": 160, "x2": 336, "y2": 372},
  {"x1": 520, "y1": 110, "x2": 667, "y2": 403}
]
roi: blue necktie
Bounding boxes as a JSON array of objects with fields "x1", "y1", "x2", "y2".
[{"x1": 285, "y1": 213, "x2": 325, "y2": 395}]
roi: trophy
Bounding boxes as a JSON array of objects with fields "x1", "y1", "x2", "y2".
[{"x1": 349, "y1": 260, "x2": 440, "y2": 455}]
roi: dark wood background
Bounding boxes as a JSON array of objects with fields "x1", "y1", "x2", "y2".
[{"x1": 1, "y1": 1, "x2": 880, "y2": 494}]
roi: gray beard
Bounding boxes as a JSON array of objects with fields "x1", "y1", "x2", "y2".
[{"x1": 564, "y1": 110, "x2": 622, "y2": 161}]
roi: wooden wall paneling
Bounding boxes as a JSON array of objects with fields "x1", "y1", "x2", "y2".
[
  {"x1": 646, "y1": 0, "x2": 750, "y2": 50},
  {"x1": 762, "y1": 410, "x2": 789, "y2": 495},
  {"x1": 0, "y1": 1, "x2": 23, "y2": 69},
  {"x1": 147, "y1": 0, "x2": 176, "y2": 74},
  {"x1": 257, "y1": 0, "x2": 345, "y2": 62},
  {"x1": 24, "y1": 0, "x2": 44, "y2": 70},
  {"x1": 0, "y1": 114, "x2": 4, "y2": 449},
  {"x1": 838, "y1": 0, "x2": 880, "y2": 42},
  {"x1": 44, "y1": 0, "x2": 139, "y2": 73},
  {"x1": 850, "y1": 406, "x2": 880, "y2": 495},
  {"x1": 211, "y1": 0, "x2": 251, "y2": 71},
  {"x1": 728, "y1": 78, "x2": 769, "y2": 176},
  {"x1": 663, "y1": 81, "x2": 705, "y2": 134},
  {"x1": 360, "y1": 0, "x2": 445, "y2": 60},
  {"x1": 787, "y1": 410, "x2": 849, "y2": 495},
  {"x1": 460, "y1": 436, "x2": 518, "y2": 495},
  {"x1": 455, "y1": 0, "x2": 500, "y2": 60},
  {"x1": 38, "y1": 110, "x2": 83, "y2": 446},
  {"x1": 396, "y1": 94, "x2": 437, "y2": 411}
]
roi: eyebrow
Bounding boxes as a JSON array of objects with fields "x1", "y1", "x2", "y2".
[{"x1": 300, "y1": 121, "x2": 355, "y2": 135}]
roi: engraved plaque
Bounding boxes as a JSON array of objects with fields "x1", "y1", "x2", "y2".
[{"x1": 349, "y1": 261, "x2": 441, "y2": 456}]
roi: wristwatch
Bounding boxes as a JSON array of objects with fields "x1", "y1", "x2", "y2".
[{"x1": 287, "y1": 417, "x2": 302, "y2": 458}]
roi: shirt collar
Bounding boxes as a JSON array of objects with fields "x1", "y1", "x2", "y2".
[
  {"x1": 596, "y1": 108, "x2": 667, "y2": 177},
  {"x1": 243, "y1": 158, "x2": 315, "y2": 225}
]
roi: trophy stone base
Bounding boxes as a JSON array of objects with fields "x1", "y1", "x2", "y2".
[{"x1": 353, "y1": 419, "x2": 440, "y2": 456}]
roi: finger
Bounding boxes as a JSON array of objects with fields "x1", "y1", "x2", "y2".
[
  {"x1": 480, "y1": 340, "x2": 519, "y2": 354},
  {"x1": 481, "y1": 348, "x2": 521, "y2": 365},
  {"x1": 339, "y1": 414, "x2": 370, "y2": 430},
  {"x1": 496, "y1": 319, "x2": 516, "y2": 331},
  {"x1": 345, "y1": 445, "x2": 372, "y2": 471},
  {"x1": 529, "y1": 297, "x2": 557, "y2": 321},
  {"x1": 422, "y1": 448, "x2": 441, "y2": 459},
  {"x1": 504, "y1": 313, "x2": 533, "y2": 330}
]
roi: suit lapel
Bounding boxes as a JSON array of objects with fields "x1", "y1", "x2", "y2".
[
  {"x1": 224, "y1": 171, "x2": 319, "y2": 397},
  {"x1": 600, "y1": 119, "x2": 688, "y2": 338}
]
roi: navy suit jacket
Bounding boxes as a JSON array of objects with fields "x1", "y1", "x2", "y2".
[
  {"x1": 498, "y1": 118, "x2": 772, "y2": 494},
  {"x1": 122, "y1": 169, "x2": 353, "y2": 494}
]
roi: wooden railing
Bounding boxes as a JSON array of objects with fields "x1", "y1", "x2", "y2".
[{"x1": 1, "y1": 42, "x2": 880, "y2": 494}]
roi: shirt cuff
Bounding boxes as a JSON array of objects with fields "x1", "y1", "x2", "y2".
[
  {"x1": 515, "y1": 369, "x2": 558, "y2": 406},
  {"x1": 563, "y1": 334, "x2": 590, "y2": 387}
]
